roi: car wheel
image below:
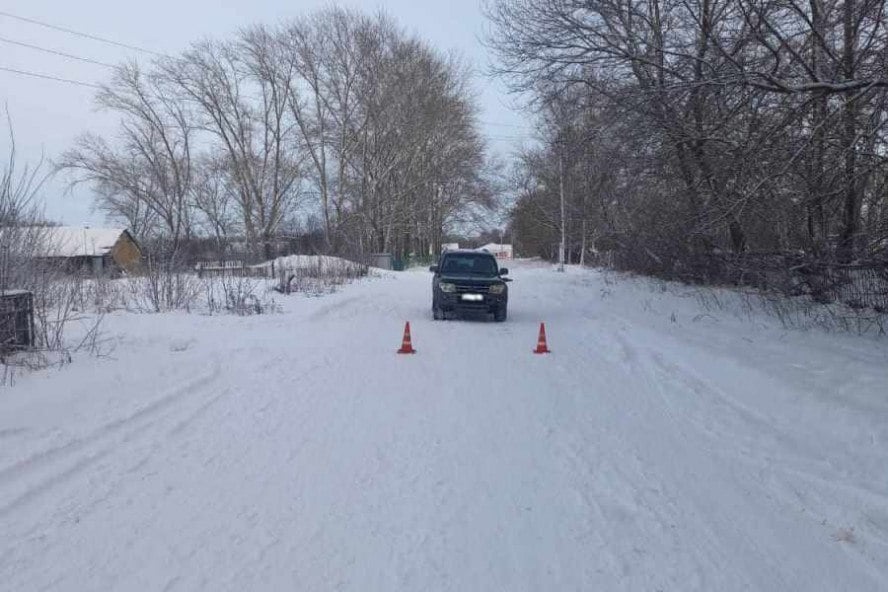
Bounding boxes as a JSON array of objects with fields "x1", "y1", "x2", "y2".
[
  {"x1": 494, "y1": 306, "x2": 507, "y2": 322},
  {"x1": 432, "y1": 296, "x2": 444, "y2": 321}
]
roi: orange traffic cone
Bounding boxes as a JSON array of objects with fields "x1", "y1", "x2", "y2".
[
  {"x1": 397, "y1": 321, "x2": 416, "y2": 354},
  {"x1": 533, "y1": 322, "x2": 551, "y2": 354}
]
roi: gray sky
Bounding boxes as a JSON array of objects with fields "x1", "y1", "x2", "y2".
[{"x1": 0, "y1": 0, "x2": 533, "y2": 226}]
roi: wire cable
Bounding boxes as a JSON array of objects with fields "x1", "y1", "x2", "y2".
[
  {"x1": 0, "y1": 65, "x2": 101, "y2": 88},
  {"x1": 0, "y1": 10, "x2": 165, "y2": 57},
  {"x1": 0, "y1": 11, "x2": 535, "y2": 136},
  {"x1": 0, "y1": 36, "x2": 115, "y2": 68},
  {"x1": 0, "y1": 65, "x2": 535, "y2": 140}
]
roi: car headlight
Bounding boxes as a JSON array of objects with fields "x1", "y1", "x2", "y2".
[
  {"x1": 489, "y1": 283, "x2": 505, "y2": 295},
  {"x1": 439, "y1": 282, "x2": 456, "y2": 293}
]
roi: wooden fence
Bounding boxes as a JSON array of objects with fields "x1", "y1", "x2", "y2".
[
  {"x1": 195, "y1": 261, "x2": 274, "y2": 279},
  {"x1": 609, "y1": 248, "x2": 888, "y2": 313}
]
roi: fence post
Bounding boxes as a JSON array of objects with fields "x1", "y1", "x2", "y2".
[{"x1": 26, "y1": 292, "x2": 34, "y2": 348}]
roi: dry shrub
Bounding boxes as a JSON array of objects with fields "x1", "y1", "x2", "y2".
[{"x1": 275, "y1": 257, "x2": 368, "y2": 295}]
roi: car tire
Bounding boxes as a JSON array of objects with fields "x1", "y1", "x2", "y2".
[
  {"x1": 494, "y1": 306, "x2": 507, "y2": 322},
  {"x1": 432, "y1": 297, "x2": 444, "y2": 321}
]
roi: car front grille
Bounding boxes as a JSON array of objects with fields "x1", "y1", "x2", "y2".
[{"x1": 455, "y1": 284, "x2": 490, "y2": 294}]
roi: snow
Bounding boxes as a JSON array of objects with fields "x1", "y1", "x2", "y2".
[
  {"x1": 478, "y1": 243, "x2": 513, "y2": 258},
  {"x1": 259, "y1": 254, "x2": 367, "y2": 272},
  {"x1": 196, "y1": 254, "x2": 367, "y2": 275},
  {"x1": 2, "y1": 261, "x2": 887, "y2": 590},
  {"x1": 22, "y1": 226, "x2": 126, "y2": 258}
]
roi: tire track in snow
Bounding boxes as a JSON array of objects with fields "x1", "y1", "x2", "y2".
[
  {"x1": 620, "y1": 337, "x2": 888, "y2": 588},
  {"x1": 0, "y1": 366, "x2": 220, "y2": 484},
  {"x1": 0, "y1": 427, "x2": 30, "y2": 440},
  {"x1": 0, "y1": 364, "x2": 223, "y2": 517},
  {"x1": 308, "y1": 295, "x2": 365, "y2": 321},
  {"x1": 0, "y1": 435, "x2": 128, "y2": 519},
  {"x1": 643, "y1": 347, "x2": 867, "y2": 481},
  {"x1": 550, "y1": 321, "x2": 762, "y2": 589}
]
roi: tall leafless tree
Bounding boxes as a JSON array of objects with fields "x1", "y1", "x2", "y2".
[{"x1": 487, "y1": 0, "x2": 888, "y2": 270}]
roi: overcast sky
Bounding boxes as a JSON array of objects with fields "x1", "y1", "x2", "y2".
[{"x1": 0, "y1": 0, "x2": 533, "y2": 226}]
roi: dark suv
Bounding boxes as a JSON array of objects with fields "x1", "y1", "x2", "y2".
[{"x1": 430, "y1": 250, "x2": 509, "y2": 322}]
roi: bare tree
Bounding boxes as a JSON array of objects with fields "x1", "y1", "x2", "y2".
[
  {"x1": 63, "y1": 8, "x2": 497, "y2": 264},
  {"x1": 60, "y1": 63, "x2": 195, "y2": 254},
  {"x1": 1, "y1": 110, "x2": 54, "y2": 300},
  {"x1": 487, "y1": 0, "x2": 888, "y2": 271},
  {"x1": 157, "y1": 35, "x2": 303, "y2": 259}
]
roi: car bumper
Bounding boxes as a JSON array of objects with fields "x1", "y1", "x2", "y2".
[{"x1": 438, "y1": 292, "x2": 506, "y2": 312}]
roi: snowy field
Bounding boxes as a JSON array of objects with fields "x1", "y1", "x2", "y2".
[{"x1": 2, "y1": 260, "x2": 887, "y2": 590}]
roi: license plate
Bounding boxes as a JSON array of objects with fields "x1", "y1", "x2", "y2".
[{"x1": 461, "y1": 293, "x2": 483, "y2": 302}]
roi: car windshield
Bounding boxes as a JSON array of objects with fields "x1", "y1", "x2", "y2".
[{"x1": 441, "y1": 253, "x2": 499, "y2": 276}]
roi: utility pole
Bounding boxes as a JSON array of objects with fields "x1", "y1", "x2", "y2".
[{"x1": 558, "y1": 145, "x2": 566, "y2": 272}]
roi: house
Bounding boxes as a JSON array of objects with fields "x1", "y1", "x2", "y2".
[
  {"x1": 479, "y1": 243, "x2": 513, "y2": 260},
  {"x1": 442, "y1": 243, "x2": 460, "y2": 252},
  {"x1": 28, "y1": 227, "x2": 142, "y2": 275}
]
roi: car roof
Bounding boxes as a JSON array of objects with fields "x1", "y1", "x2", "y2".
[{"x1": 443, "y1": 249, "x2": 495, "y2": 256}]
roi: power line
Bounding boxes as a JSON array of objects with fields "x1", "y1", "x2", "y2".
[
  {"x1": 0, "y1": 66, "x2": 532, "y2": 128},
  {"x1": 0, "y1": 10, "x2": 165, "y2": 57},
  {"x1": 0, "y1": 36, "x2": 115, "y2": 68},
  {"x1": 0, "y1": 38, "x2": 534, "y2": 140},
  {"x1": 0, "y1": 66, "x2": 537, "y2": 138},
  {"x1": 0, "y1": 65, "x2": 101, "y2": 89},
  {"x1": 0, "y1": 11, "x2": 535, "y2": 135}
]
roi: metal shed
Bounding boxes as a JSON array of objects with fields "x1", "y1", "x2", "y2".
[
  {"x1": 1, "y1": 290, "x2": 35, "y2": 352},
  {"x1": 367, "y1": 253, "x2": 394, "y2": 270}
]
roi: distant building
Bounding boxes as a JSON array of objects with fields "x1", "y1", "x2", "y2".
[
  {"x1": 442, "y1": 243, "x2": 460, "y2": 252},
  {"x1": 366, "y1": 253, "x2": 394, "y2": 270},
  {"x1": 478, "y1": 243, "x2": 513, "y2": 260},
  {"x1": 27, "y1": 226, "x2": 142, "y2": 275}
]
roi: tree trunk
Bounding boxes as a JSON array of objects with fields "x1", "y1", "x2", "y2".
[{"x1": 838, "y1": 0, "x2": 859, "y2": 260}]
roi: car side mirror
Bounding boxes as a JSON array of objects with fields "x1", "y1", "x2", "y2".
[
  {"x1": 499, "y1": 268, "x2": 509, "y2": 276},
  {"x1": 429, "y1": 265, "x2": 439, "y2": 273}
]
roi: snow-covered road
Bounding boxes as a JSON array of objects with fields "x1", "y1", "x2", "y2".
[{"x1": 3, "y1": 262, "x2": 888, "y2": 590}]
